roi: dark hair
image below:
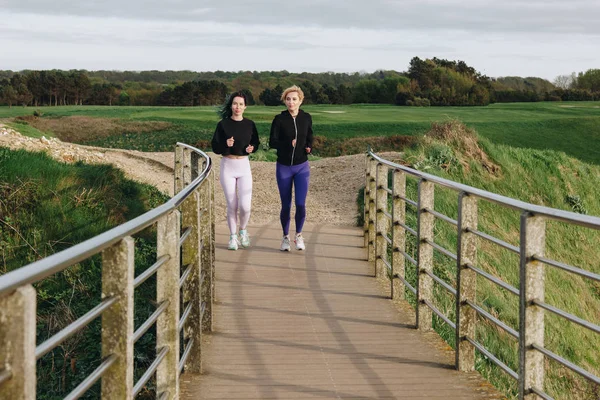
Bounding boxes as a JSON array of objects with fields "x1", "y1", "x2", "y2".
[{"x1": 217, "y1": 91, "x2": 247, "y2": 119}]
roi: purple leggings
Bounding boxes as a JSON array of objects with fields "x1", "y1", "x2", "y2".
[{"x1": 276, "y1": 161, "x2": 310, "y2": 236}]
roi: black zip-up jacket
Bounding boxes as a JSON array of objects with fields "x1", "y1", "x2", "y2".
[
  {"x1": 269, "y1": 109, "x2": 314, "y2": 166},
  {"x1": 211, "y1": 118, "x2": 260, "y2": 156}
]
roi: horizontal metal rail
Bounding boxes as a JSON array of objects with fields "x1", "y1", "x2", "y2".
[
  {"x1": 394, "y1": 221, "x2": 417, "y2": 237},
  {"x1": 423, "y1": 207, "x2": 457, "y2": 226},
  {"x1": 201, "y1": 301, "x2": 206, "y2": 320},
  {"x1": 423, "y1": 238, "x2": 458, "y2": 261},
  {"x1": 379, "y1": 233, "x2": 392, "y2": 245},
  {"x1": 422, "y1": 299, "x2": 456, "y2": 329},
  {"x1": 63, "y1": 354, "x2": 118, "y2": 400},
  {"x1": 534, "y1": 255, "x2": 600, "y2": 282},
  {"x1": 465, "y1": 300, "x2": 519, "y2": 339},
  {"x1": 369, "y1": 150, "x2": 600, "y2": 229},
  {"x1": 158, "y1": 391, "x2": 169, "y2": 400},
  {"x1": 179, "y1": 226, "x2": 192, "y2": 247},
  {"x1": 133, "y1": 346, "x2": 169, "y2": 397},
  {"x1": 533, "y1": 300, "x2": 600, "y2": 334},
  {"x1": 465, "y1": 263, "x2": 519, "y2": 296},
  {"x1": 381, "y1": 210, "x2": 393, "y2": 220},
  {"x1": 179, "y1": 338, "x2": 194, "y2": 375},
  {"x1": 0, "y1": 143, "x2": 212, "y2": 296},
  {"x1": 466, "y1": 228, "x2": 519, "y2": 254},
  {"x1": 179, "y1": 264, "x2": 192, "y2": 288},
  {"x1": 134, "y1": 255, "x2": 170, "y2": 289},
  {"x1": 36, "y1": 296, "x2": 117, "y2": 360},
  {"x1": 395, "y1": 248, "x2": 417, "y2": 266},
  {"x1": 178, "y1": 303, "x2": 193, "y2": 332},
  {"x1": 0, "y1": 368, "x2": 12, "y2": 386},
  {"x1": 532, "y1": 344, "x2": 600, "y2": 385},
  {"x1": 529, "y1": 387, "x2": 554, "y2": 400},
  {"x1": 394, "y1": 273, "x2": 417, "y2": 295},
  {"x1": 396, "y1": 194, "x2": 418, "y2": 208},
  {"x1": 381, "y1": 257, "x2": 392, "y2": 272},
  {"x1": 465, "y1": 337, "x2": 518, "y2": 380},
  {"x1": 382, "y1": 187, "x2": 393, "y2": 195},
  {"x1": 422, "y1": 269, "x2": 456, "y2": 296},
  {"x1": 134, "y1": 301, "x2": 169, "y2": 343}
]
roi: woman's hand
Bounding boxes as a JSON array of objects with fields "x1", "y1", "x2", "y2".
[
  {"x1": 305, "y1": 147, "x2": 311, "y2": 154},
  {"x1": 246, "y1": 145, "x2": 254, "y2": 153},
  {"x1": 226, "y1": 136, "x2": 234, "y2": 147},
  {"x1": 292, "y1": 139, "x2": 296, "y2": 148}
]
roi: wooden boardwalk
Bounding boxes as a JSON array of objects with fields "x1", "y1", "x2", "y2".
[{"x1": 180, "y1": 223, "x2": 503, "y2": 400}]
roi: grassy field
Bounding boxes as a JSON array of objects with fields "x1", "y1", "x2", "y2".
[{"x1": 1, "y1": 101, "x2": 600, "y2": 163}]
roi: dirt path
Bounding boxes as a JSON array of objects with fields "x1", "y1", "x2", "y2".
[{"x1": 1, "y1": 125, "x2": 386, "y2": 227}]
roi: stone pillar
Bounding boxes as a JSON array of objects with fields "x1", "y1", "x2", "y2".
[
  {"x1": 392, "y1": 169, "x2": 406, "y2": 300},
  {"x1": 417, "y1": 180, "x2": 434, "y2": 331},
  {"x1": 101, "y1": 237, "x2": 134, "y2": 399},
  {"x1": 376, "y1": 163, "x2": 388, "y2": 279},
  {"x1": 519, "y1": 213, "x2": 546, "y2": 400},
  {"x1": 0, "y1": 285, "x2": 36, "y2": 399},
  {"x1": 368, "y1": 158, "x2": 377, "y2": 267},
  {"x1": 456, "y1": 192, "x2": 478, "y2": 371},
  {"x1": 156, "y1": 211, "x2": 180, "y2": 398}
]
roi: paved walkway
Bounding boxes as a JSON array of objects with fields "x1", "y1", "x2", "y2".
[{"x1": 180, "y1": 223, "x2": 503, "y2": 399}]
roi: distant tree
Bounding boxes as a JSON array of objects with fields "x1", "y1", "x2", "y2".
[
  {"x1": 259, "y1": 85, "x2": 283, "y2": 106},
  {"x1": 576, "y1": 69, "x2": 600, "y2": 92},
  {"x1": 553, "y1": 74, "x2": 575, "y2": 90},
  {"x1": 0, "y1": 84, "x2": 17, "y2": 107}
]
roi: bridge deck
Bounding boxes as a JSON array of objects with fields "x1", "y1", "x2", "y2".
[{"x1": 180, "y1": 223, "x2": 502, "y2": 399}]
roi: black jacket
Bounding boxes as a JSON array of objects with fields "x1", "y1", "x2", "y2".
[
  {"x1": 211, "y1": 118, "x2": 260, "y2": 156},
  {"x1": 269, "y1": 109, "x2": 314, "y2": 166}
]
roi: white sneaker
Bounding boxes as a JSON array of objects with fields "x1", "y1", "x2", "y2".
[
  {"x1": 239, "y1": 229, "x2": 250, "y2": 248},
  {"x1": 295, "y1": 233, "x2": 305, "y2": 250},
  {"x1": 280, "y1": 235, "x2": 291, "y2": 252},
  {"x1": 228, "y1": 234, "x2": 239, "y2": 251}
]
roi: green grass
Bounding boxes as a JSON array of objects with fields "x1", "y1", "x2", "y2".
[
  {"x1": 0, "y1": 147, "x2": 169, "y2": 398},
  {"x1": 2, "y1": 101, "x2": 600, "y2": 163},
  {"x1": 364, "y1": 125, "x2": 600, "y2": 399}
]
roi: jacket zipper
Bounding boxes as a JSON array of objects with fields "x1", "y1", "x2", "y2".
[{"x1": 291, "y1": 116, "x2": 298, "y2": 166}]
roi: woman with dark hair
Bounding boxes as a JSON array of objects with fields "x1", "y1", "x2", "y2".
[
  {"x1": 211, "y1": 91, "x2": 260, "y2": 250},
  {"x1": 268, "y1": 85, "x2": 313, "y2": 251}
]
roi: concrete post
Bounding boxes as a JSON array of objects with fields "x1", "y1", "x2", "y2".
[
  {"x1": 376, "y1": 163, "x2": 388, "y2": 279},
  {"x1": 368, "y1": 158, "x2": 377, "y2": 267},
  {"x1": 519, "y1": 213, "x2": 546, "y2": 400},
  {"x1": 101, "y1": 237, "x2": 134, "y2": 399},
  {"x1": 417, "y1": 179, "x2": 434, "y2": 331},
  {"x1": 456, "y1": 193, "x2": 478, "y2": 371},
  {"x1": 156, "y1": 211, "x2": 180, "y2": 398},
  {"x1": 364, "y1": 154, "x2": 370, "y2": 248},
  {"x1": 182, "y1": 190, "x2": 203, "y2": 374},
  {"x1": 392, "y1": 169, "x2": 406, "y2": 300},
  {"x1": 174, "y1": 145, "x2": 184, "y2": 194},
  {"x1": 200, "y1": 180, "x2": 213, "y2": 334},
  {"x1": 0, "y1": 285, "x2": 36, "y2": 399}
]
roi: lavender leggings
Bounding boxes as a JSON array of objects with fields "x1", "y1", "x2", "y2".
[
  {"x1": 276, "y1": 161, "x2": 310, "y2": 236},
  {"x1": 220, "y1": 157, "x2": 252, "y2": 235}
]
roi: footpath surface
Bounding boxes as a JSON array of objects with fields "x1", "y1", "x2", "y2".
[{"x1": 180, "y1": 223, "x2": 504, "y2": 399}]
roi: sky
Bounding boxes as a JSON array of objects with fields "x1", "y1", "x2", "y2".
[{"x1": 1, "y1": 0, "x2": 599, "y2": 81}]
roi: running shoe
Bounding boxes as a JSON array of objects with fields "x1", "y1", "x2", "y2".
[
  {"x1": 239, "y1": 229, "x2": 251, "y2": 248},
  {"x1": 280, "y1": 235, "x2": 291, "y2": 251},
  {"x1": 295, "y1": 233, "x2": 305, "y2": 250},
  {"x1": 228, "y1": 234, "x2": 239, "y2": 251}
]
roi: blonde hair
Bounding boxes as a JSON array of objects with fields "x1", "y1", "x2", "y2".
[{"x1": 280, "y1": 85, "x2": 305, "y2": 102}]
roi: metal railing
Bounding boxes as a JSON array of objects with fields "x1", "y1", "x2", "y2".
[
  {"x1": 0, "y1": 143, "x2": 215, "y2": 400},
  {"x1": 364, "y1": 149, "x2": 600, "y2": 400}
]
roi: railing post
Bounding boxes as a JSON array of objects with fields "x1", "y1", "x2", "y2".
[
  {"x1": 182, "y1": 150, "x2": 203, "y2": 374},
  {"x1": 200, "y1": 179, "x2": 214, "y2": 333},
  {"x1": 417, "y1": 179, "x2": 434, "y2": 331},
  {"x1": 456, "y1": 192, "x2": 478, "y2": 371},
  {"x1": 368, "y1": 158, "x2": 377, "y2": 267},
  {"x1": 392, "y1": 169, "x2": 406, "y2": 300},
  {"x1": 364, "y1": 153, "x2": 370, "y2": 248},
  {"x1": 174, "y1": 145, "x2": 184, "y2": 194},
  {"x1": 376, "y1": 163, "x2": 388, "y2": 279},
  {"x1": 519, "y1": 213, "x2": 546, "y2": 400},
  {"x1": 0, "y1": 286, "x2": 36, "y2": 399},
  {"x1": 156, "y1": 211, "x2": 180, "y2": 399},
  {"x1": 101, "y1": 237, "x2": 134, "y2": 399},
  {"x1": 209, "y1": 162, "x2": 216, "y2": 304}
]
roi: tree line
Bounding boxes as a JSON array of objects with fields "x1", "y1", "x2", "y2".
[{"x1": 1, "y1": 59, "x2": 599, "y2": 108}]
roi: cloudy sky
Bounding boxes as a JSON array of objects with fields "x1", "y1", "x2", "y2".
[{"x1": 1, "y1": 0, "x2": 598, "y2": 81}]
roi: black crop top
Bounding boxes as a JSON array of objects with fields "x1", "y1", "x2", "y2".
[{"x1": 211, "y1": 118, "x2": 260, "y2": 156}]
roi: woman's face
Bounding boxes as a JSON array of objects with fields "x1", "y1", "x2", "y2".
[
  {"x1": 231, "y1": 96, "x2": 246, "y2": 118},
  {"x1": 285, "y1": 91, "x2": 302, "y2": 114}
]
